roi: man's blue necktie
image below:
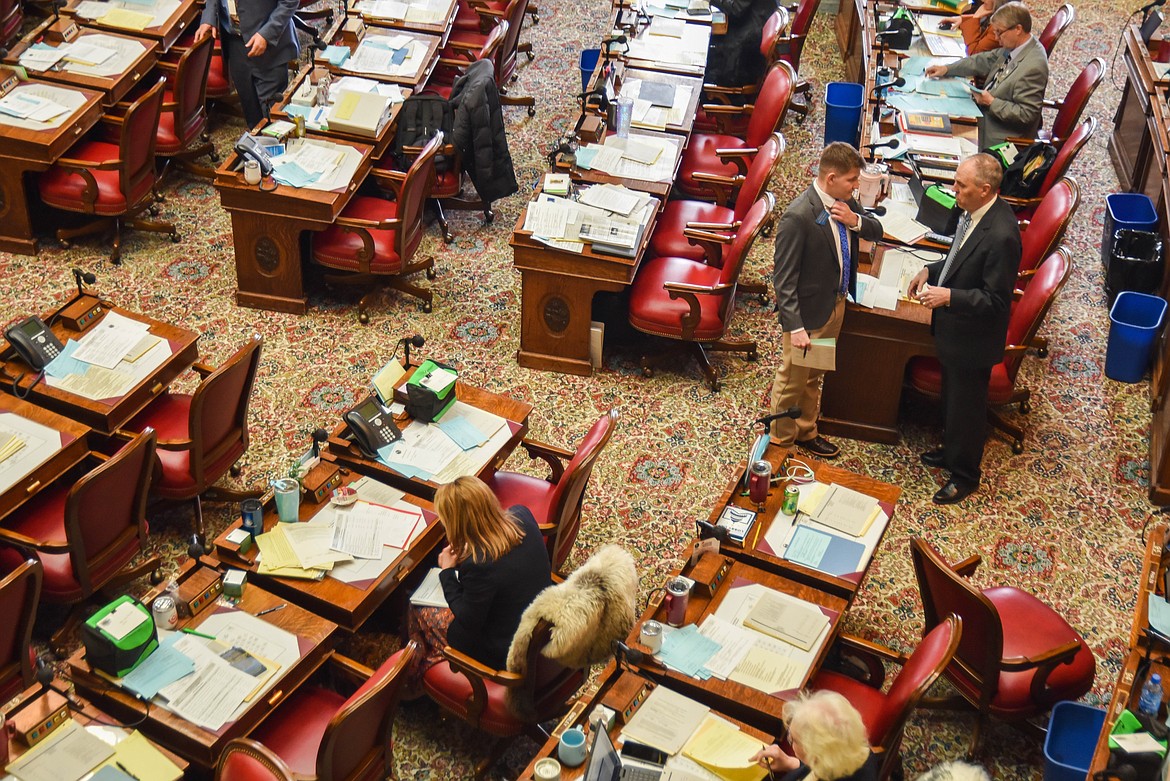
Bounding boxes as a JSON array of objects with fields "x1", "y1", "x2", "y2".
[{"x1": 837, "y1": 219, "x2": 851, "y2": 296}]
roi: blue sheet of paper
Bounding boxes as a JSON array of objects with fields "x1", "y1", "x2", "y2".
[
  {"x1": 658, "y1": 624, "x2": 720, "y2": 678},
  {"x1": 438, "y1": 417, "x2": 489, "y2": 450},
  {"x1": 122, "y1": 634, "x2": 194, "y2": 699},
  {"x1": 888, "y1": 93, "x2": 982, "y2": 119},
  {"x1": 1149, "y1": 593, "x2": 1170, "y2": 639},
  {"x1": 574, "y1": 146, "x2": 599, "y2": 170},
  {"x1": 44, "y1": 340, "x2": 87, "y2": 378},
  {"x1": 785, "y1": 525, "x2": 866, "y2": 577},
  {"x1": 272, "y1": 161, "x2": 318, "y2": 188},
  {"x1": 323, "y1": 45, "x2": 351, "y2": 66}
]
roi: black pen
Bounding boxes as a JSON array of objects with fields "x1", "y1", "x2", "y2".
[
  {"x1": 256, "y1": 604, "x2": 286, "y2": 617},
  {"x1": 116, "y1": 761, "x2": 140, "y2": 780}
]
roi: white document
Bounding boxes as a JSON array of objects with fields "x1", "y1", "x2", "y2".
[
  {"x1": 697, "y1": 614, "x2": 755, "y2": 680},
  {"x1": 727, "y1": 644, "x2": 803, "y2": 692},
  {"x1": 410, "y1": 567, "x2": 449, "y2": 607},
  {"x1": 578, "y1": 184, "x2": 642, "y2": 216},
  {"x1": 72, "y1": 310, "x2": 151, "y2": 369},
  {"x1": 7, "y1": 719, "x2": 114, "y2": 781},
  {"x1": 378, "y1": 501, "x2": 425, "y2": 548},
  {"x1": 97, "y1": 600, "x2": 148, "y2": 640},
  {"x1": 621, "y1": 686, "x2": 710, "y2": 755},
  {"x1": 199, "y1": 611, "x2": 302, "y2": 668},
  {"x1": 523, "y1": 199, "x2": 573, "y2": 239},
  {"x1": 432, "y1": 413, "x2": 513, "y2": 484},
  {"x1": 65, "y1": 35, "x2": 148, "y2": 78},
  {"x1": 164, "y1": 657, "x2": 254, "y2": 730},
  {"x1": 876, "y1": 200, "x2": 928, "y2": 244},
  {"x1": 75, "y1": 0, "x2": 113, "y2": 16},
  {"x1": 384, "y1": 421, "x2": 463, "y2": 475},
  {"x1": 19, "y1": 46, "x2": 68, "y2": 71},
  {"x1": 328, "y1": 544, "x2": 396, "y2": 584},
  {"x1": 350, "y1": 475, "x2": 406, "y2": 506},
  {"x1": 331, "y1": 504, "x2": 385, "y2": 558},
  {"x1": 285, "y1": 521, "x2": 351, "y2": 569},
  {"x1": 0, "y1": 83, "x2": 84, "y2": 129},
  {"x1": 0, "y1": 412, "x2": 61, "y2": 497}
]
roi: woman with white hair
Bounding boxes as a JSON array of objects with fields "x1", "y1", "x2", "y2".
[{"x1": 751, "y1": 691, "x2": 879, "y2": 781}]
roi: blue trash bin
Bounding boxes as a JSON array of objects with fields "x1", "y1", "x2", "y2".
[
  {"x1": 1106, "y1": 291, "x2": 1168, "y2": 383},
  {"x1": 1103, "y1": 193, "x2": 1158, "y2": 272},
  {"x1": 579, "y1": 48, "x2": 601, "y2": 93},
  {"x1": 824, "y1": 82, "x2": 864, "y2": 147},
  {"x1": 1043, "y1": 701, "x2": 1106, "y2": 781}
]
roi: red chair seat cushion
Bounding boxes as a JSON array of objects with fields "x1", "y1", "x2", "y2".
[
  {"x1": 313, "y1": 196, "x2": 416, "y2": 273},
  {"x1": 252, "y1": 684, "x2": 345, "y2": 775},
  {"x1": 423, "y1": 661, "x2": 523, "y2": 736},
  {"x1": 125, "y1": 393, "x2": 196, "y2": 493},
  {"x1": 432, "y1": 168, "x2": 460, "y2": 198},
  {"x1": 484, "y1": 471, "x2": 555, "y2": 526},
  {"x1": 648, "y1": 200, "x2": 735, "y2": 261},
  {"x1": 675, "y1": 134, "x2": 747, "y2": 197},
  {"x1": 809, "y1": 670, "x2": 892, "y2": 745},
  {"x1": 907, "y1": 357, "x2": 1013, "y2": 405},
  {"x1": 207, "y1": 51, "x2": 230, "y2": 97},
  {"x1": 4, "y1": 483, "x2": 68, "y2": 546},
  {"x1": 39, "y1": 141, "x2": 149, "y2": 215},
  {"x1": 628, "y1": 256, "x2": 727, "y2": 340}
]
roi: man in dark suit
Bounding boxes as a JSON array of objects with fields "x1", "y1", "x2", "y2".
[
  {"x1": 198, "y1": 0, "x2": 299, "y2": 128},
  {"x1": 908, "y1": 154, "x2": 1021, "y2": 504},
  {"x1": 771, "y1": 143, "x2": 884, "y2": 459}
]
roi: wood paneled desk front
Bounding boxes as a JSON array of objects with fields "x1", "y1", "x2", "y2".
[
  {"x1": 711, "y1": 442, "x2": 900, "y2": 602},
  {"x1": 212, "y1": 465, "x2": 442, "y2": 632},
  {"x1": 0, "y1": 394, "x2": 90, "y2": 521},
  {"x1": 61, "y1": 0, "x2": 202, "y2": 53},
  {"x1": 213, "y1": 136, "x2": 374, "y2": 314},
  {"x1": 68, "y1": 577, "x2": 340, "y2": 771},
  {"x1": 0, "y1": 80, "x2": 104, "y2": 255},
  {"x1": 1, "y1": 297, "x2": 200, "y2": 434}
]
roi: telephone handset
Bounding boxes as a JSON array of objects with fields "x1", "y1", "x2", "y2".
[
  {"x1": 234, "y1": 133, "x2": 276, "y2": 177},
  {"x1": 343, "y1": 397, "x2": 402, "y2": 458},
  {"x1": 5, "y1": 316, "x2": 64, "y2": 371}
]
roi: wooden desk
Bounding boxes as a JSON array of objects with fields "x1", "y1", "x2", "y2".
[
  {"x1": 0, "y1": 394, "x2": 90, "y2": 521},
  {"x1": 213, "y1": 136, "x2": 375, "y2": 314},
  {"x1": 67, "y1": 579, "x2": 340, "y2": 770},
  {"x1": 351, "y1": 0, "x2": 458, "y2": 42},
  {"x1": 0, "y1": 80, "x2": 104, "y2": 255},
  {"x1": 584, "y1": 64, "x2": 703, "y2": 137},
  {"x1": 711, "y1": 442, "x2": 900, "y2": 602},
  {"x1": 516, "y1": 665, "x2": 774, "y2": 780},
  {"x1": 625, "y1": 557, "x2": 847, "y2": 736},
  {"x1": 4, "y1": 26, "x2": 159, "y2": 108},
  {"x1": 61, "y1": 0, "x2": 202, "y2": 53},
  {"x1": 1, "y1": 298, "x2": 200, "y2": 434},
  {"x1": 212, "y1": 467, "x2": 442, "y2": 632},
  {"x1": 511, "y1": 190, "x2": 662, "y2": 376},
  {"x1": 316, "y1": 30, "x2": 442, "y2": 89},
  {"x1": 326, "y1": 375, "x2": 533, "y2": 498}
]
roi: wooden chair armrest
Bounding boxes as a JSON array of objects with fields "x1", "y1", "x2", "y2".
[
  {"x1": 1001, "y1": 638, "x2": 1081, "y2": 671},
  {"x1": 1003, "y1": 135, "x2": 1035, "y2": 146},
  {"x1": 952, "y1": 554, "x2": 981, "y2": 577},
  {"x1": 1017, "y1": 218, "x2": 1030, "y2": 230},
  {"x1": 445, "y1": 39, "x2": 482, "y2": 53},
  {"x1": 192, "y1": 361, "x2": 216, "y2": 378},
  {"x1": 1011, "y1": 289, "x2": 1023, "y2": 302},
  {"x1": 701, "y1": 82, "x2": 757, "y2": 97},
  {"x1": 700, "y1": 103, "x2": 750, "y2": 116},
  {"x1": 99, "y1": 114, "x2": 126, "y2": 128},
  {"x1": 686, "y1": 220, "x2": 741, "y2": 231},
  {"x1": 336, "y1": 214, "x2": 403, "y2": 231},
  {"x1": 155, "y1": 60, "x2": 178, "y2": 74},
  {"x1": 663, "y1": 280, "x2": 733, "y2": 295},
  {"x1": 369, "y1": 167, "x2": 406, "y2": 198},
  {"x1": 688, "y1": 172, "x2": 741, "y2": 187},
  {"x1": 518, "y1": 438, "x2": 573, "y2": 481},
  {"x1": 550, "y1": 571, "x2": 565, "y2": 584},
  {"x1": 714, "y1": 146, "x2": 757, "y2": 161},
  {"x1": 1041, "y1": 97, "x2": 1062, "y2": 111},
  {"x1": 682, "y1": 227, "x2": 732, "y2": 244},
  {"x1": 157, "y1": 438, "x2": 196, "y2": 452},
  {"x1": 327, "y1": 652, "x2": 376, "y2": 687},
  {"x1": 0, "y1": 528, "x2": 69, "y2": 553},
  {"x1": 55, "y1": 156, "x2": 119, "y2": 171},
  {"x1": 1001, "y1": 194, "x2": 1041, "y2": 210},
  {"x1": 436, "y1": 56, "x2": 472, "y2": 70},
  {"x1": 1001, "y1": 344, "x2": 1028, "y2": 360},
  {"x1": 442, "y1": 646, "x2": 525, "y2": 688},
  {"x1": 833, "y1": 633, "x2": 910, "y2": 666},
  {"x1": 1017, "y1": 268, "x2": 1037, "y2": 280}
]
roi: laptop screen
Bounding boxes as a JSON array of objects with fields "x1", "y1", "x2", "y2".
[{"x1": 584, "y1": 729, "x2": 621, "y2": 781}]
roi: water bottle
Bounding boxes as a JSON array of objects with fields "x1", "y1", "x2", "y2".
[{"x1": 1139, "y1": 672, "x2": 1163, "y2": 717}]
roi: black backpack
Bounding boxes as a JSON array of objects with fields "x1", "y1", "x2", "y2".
[
  {"x1": 995, "y1": 140, "x2": 1056, "y2": 199},
  {"x1": 392, "y1": 93, "x2": 454, "y2": 172}
]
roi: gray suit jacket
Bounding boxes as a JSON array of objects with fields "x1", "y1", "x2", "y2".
[
  {"x1": 945, "y1": 36, "x2": 1049, "y2": 149},
  {"x1": 201, "y1": 0, "x2": 299, "y2": 71},
  {"x1": 772, "y1": 186, "x2": 884, "y2": 333}
]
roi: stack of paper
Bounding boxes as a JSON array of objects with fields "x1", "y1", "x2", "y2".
[
  {"x1": 73, "y1": 310, "x2": 151, "y2": 369},
  {"x1": 522, "y1": 187, "x2": 655, "y2": 257},
  {"x1": 659, "y1": 624, "x2": 721, "y2": 677},
  {"x1": 108, "y1": 731, "x2": 184, "y2": 781},
  {"x1": 621, "y1": 686, "x2": 710, "y2": 754},
  {"x1": 18, "y1": 44, "x2": 68, "y2": 71},
  {"x1": 410, "y1": 567, "x2": 448, "y2": 607},
  {"x1": 743, "y1": 590, "x2": 829, "y2": 651},
  {"x1": 6, "y1": 719, "x2": 114, "y2": 781},
  {"x1": 806, "y1": 483, "x2": 880, "y2": 536},
  {"x1": 681, "y1": 716, "x2": 768, "y2": 781},
  {"x1": 0, "y1": 433, "x2": 26, "y2": 463},
  {"x1": 255, "y1": 524, "x2": 330, "y2": 579},
  {"x1": 0, "y1": 90, "x2": 70, "y2": 122}
]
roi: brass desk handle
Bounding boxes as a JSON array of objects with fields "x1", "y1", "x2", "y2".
[
  {"x1": 132, "y1": 71, "x2": 141, "y2": 80},
  {"x1": 25, "y1": 480, "x2": 41, "y2": 494},
  {"x1": 150, "y1": 382, "x2": 164, "y2": 394},
  {"x1": 267, "y1": 689, "x2": 284, "y2": 707}
]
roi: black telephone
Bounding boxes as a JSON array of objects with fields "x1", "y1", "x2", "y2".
[
  {"x1": 5, "y1": 316, "x2": 64, "y2": 371},
  {"x1": 343, "y1": 397, "x2": 402, "y2": 458},
  {"x1": 234, "y1": 133, "x2": 276, "y2": 177}
]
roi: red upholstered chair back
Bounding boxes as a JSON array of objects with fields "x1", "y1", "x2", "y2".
[
  {"x1": 1038, "y1": 117, "x2": 1094, "y2": 198},
  {"x1": 521, "y1": 620, "x2": 584, "y2": 718},
  {"x1": 720, "y1": 194, "x2": 775, "y2": 288},
  {"x1": 910, "y1": 538, "x2": 1003, "y2": 709},
  {"x1": 65, "y1": 430, "x2": 156, "y2": 596},
  {"x1": 495, "y1": 0, "x2": 530, "y2": 84},
  {"x1": 1004, "y1": 248, "x2": 1071, "y2": 383},
  {"x1": 1, "y1": 0, "x2": 21, "y2": 49},
  {"x1": 394, "y1": 132, "x2": 442, "y2": 259},
  {"x1": 317, "y1": 643, "x2": 418, "y2": 780},
  {"x1": 170, "y1": 32, "x2": 213, "y2": 146},
  {"x1": 0, "y1": 557, "x2": 41, "y2": 705},
  {"x1": 1038, "y1": 3, "x2": 1074, "y2": 56},
  {"x1": 1019, "y1": 178, "x2": 1078, "y2": 276},
  {"x1": 745, "y1": 61, "x2": 796, "y2": 147},
  {"x1": 216, "y1": 739, "x2": 296, "y2": 781},
  {"x1": 778, "y1": 0, "x2": 820, "y2": 70},
  {"x1": 759, "y1": 8, "x2": 789, "y2": 60},
  {"x1": 190, "y1": 335, "x2": 263, "y2": 490},
  {"x1": 733, "y1": 133, "x2": 785, "y2": 220},
  {"x1": 1050, "y1": 58, "x2": 1103, "y2": 145},
  {"x1": 545, "y1": 410, "x2": 619, "y2": 570},
  {"x1": 120, "y1": 78, "x2": 167, "y2": 206},
  {"x1": 871, "y1": 615, "x2": 962, "y2": 748}
]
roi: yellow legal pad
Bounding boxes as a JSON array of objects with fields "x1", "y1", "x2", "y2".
[
  {"x1": 681, "y1": 716, "x2": 767, "y2": 781},
  {"x1": 99, "y1": 8, "x2": 155, "y2": 30}
]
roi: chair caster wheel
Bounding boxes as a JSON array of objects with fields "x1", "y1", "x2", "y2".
[
  {"x1": 527, "y1": 106, "x2": 536, "y2": 117},
  {"x1": 484, "y1": 208, "x2": 495, "y2": 224},
  {"x1": 747, "y1": 350, "x2": 758, "y2": 362},
  {"x1": 1037, "y1": 347, "x2": 1049, "y2": 358},
  {"x1": 443, "y1": 232, "x2": 454, "y2": 244},
  {"x1": 1019, "y1": 399, "x2": 1031, "y2": 414},
  {"x1": 150, "y1": 570, "x2": 164, "y2": 585},
  {"x1": 422, "y1": 302, "x2": 433, "y2": 313},
  {"x1": 426, "y1": 267, "x2": 437, "y2": 279},
  {"x1": 149, "y1": 205, "x2": 160, "y2": 216},
  {"x1": 642, "y1": 367, "x2": 653, "y2": 378},
  {"x1": 110, "y1": 254, "x2": 123, "y2": 266},
  {"x1": 171, "y1": 232, "x2": 181, "y2": 243},
  {"x1": 358, "y1": 312, "x2": 370, "y2": 324},
  {"x1": 1011, "y1": 440, "x2": 1024, "y2": 454},
  {"x1": 59, "y1": 239, "x2": 72, "y2": 249},
  {"x1": 526, "y1": 50, "x2": 535, "y2": 60},
  {"x1": 210, "y1": 149, "x2": 221, "y2": 163},
  {"x1": 230, "y1": 464, "x2": 242, "y2": 477}
]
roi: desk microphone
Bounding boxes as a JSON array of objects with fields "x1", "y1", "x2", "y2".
[
  {"x1": 72, "y1": 267, "x2": 97, "y2": 298},
  {"x1": 402, "y1": 334, "x2": 425, "y2": 367},
  {"x1": 870, "y1": 76, "x2": 905, "y2": 95},
  {"x1": 864, "y1": 205, "x2": 887, "y2": 217},
  {"x1": 1139, "y1": 0, "x2": 1167, "y2": 16},
  {"x1": 696, "y1": 520, "x2": 731, "y2": 542},
  {"x1": 311, "y1": 428, "x2": 329, "y2": 459},
  {"x1": 3, "y1": 658, "x2": 82, "y2": 718},
  {"x1": 754, "y1": 407, "x2": 802, "y2": 427}
]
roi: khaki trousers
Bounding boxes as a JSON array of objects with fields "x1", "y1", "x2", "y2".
[{"x1": 770, "y1": 298, "x2": 846, "y2": 446}]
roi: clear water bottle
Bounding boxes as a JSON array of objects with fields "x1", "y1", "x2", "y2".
[{"x1": 1139, "y1": 672, "x2": 1163, "y2": 717}]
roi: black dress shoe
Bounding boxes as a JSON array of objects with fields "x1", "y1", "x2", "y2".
[
  {"x1": 795, "y1": 436, "x2": 840, "y2": 459},
  {"x1": 920, "y1": 449, "x2": 947, "y2": 469},
  {"x1": 933, "y1": 481, "x2": 977, "y2": 505}
]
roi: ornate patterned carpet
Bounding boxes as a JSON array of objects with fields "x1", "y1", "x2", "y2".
[{"x1": 1, "y1": 0, "x2": 1158, "y2": 775}]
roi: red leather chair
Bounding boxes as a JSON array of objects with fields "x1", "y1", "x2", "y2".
[
  {"x1": 909, "y1": 536, "x2": 1095, "y2": 757},
  {"x1": 123, "y1": 335, "x2": 264, "y2": 537},
  {"x1": 908, "y1": 249, "x2": 1072, "y2": 454},
  {"x1": 313, "y1": 134, "x2": 441, "y2": 320},
  {"x1": 226, "y1": 644, "x2": 418, "y2": 781},
  {"x1": 427, "y1": 20, "x2": 507, "y2": 100},
  {"x1": 0, "y1": 557, "x2": 41, "y2": 705},
  {"x1": 810, "y1": 616, "x2": 962, "y2": 780},
  {"x1": 776, "y1": 0, "x2": 820, "y2": 75},
  {"x1": 648, "y1": 132, "x2": 784, "y2": 261},
  {"x1": 453, "y1": 0, "x2": 537, "y2": 34},
  {"x1": 0, "y1": 0, "x2": 21, "y2": 56},
  {"x1": 693, "y1": 8, "x2": 790, "y2": 133},
  {"x1": 216, "y1": 740, "x2": 295, "y2": 781},
  {"x1": 1007, "y1": 58, "x2": 1104, "y2": 150},
  {"x1": 37, "y1": 77, "x2": 179, "y2": 265},
  {"x1": 445, "y1": 0, "x2": 535, "y2": 115},
  {"x1": 485, "y1": 409, "x2": 619, "y2": 574},
  {"x1": 1002, "y1": 118, "x2": 1095, "y2": 221},
  {"x1": 1038, "y1": 3, "x2": 1074, "y2": 57},
  {"x1": 675, "y1": 62, "x2": 795, "y2": 200},
  {"x1": 1017, "y1": 178, "x2": 1078, "y2": 283},
  {"x1": 0, "y1": 431, "x2": 159, "y2": 654},
  {"x1": 628, "y1": 195, "x2": 775, "y2": 391},
  {"x1": 153, "y1": 31, "x2": 218, "y2": 182}
]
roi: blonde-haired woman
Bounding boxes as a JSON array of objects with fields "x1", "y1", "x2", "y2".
[
  {"x1": 752, "y1": 691, "x2": 878, "y2": 781},
  {"x1": 405, "y1": 476, "x2": 552, "y2": 689}
]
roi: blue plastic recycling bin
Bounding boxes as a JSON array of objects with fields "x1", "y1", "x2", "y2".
[
  {"x1": 1043, "y1": 701, "x2": 1106, "y2": 781},
  {"x1": 1103, "y1": 193, "x2": 1158, "y2": 271},
  {"x1": 1106, "y1": 291, "x2": 1168, "y2": 383},
  {"x1": 824, "y1": 82, "x2": 864, "y2": 147},
  {"x1": 579, "y1": 48, "x2": 601, "y2": 93}
]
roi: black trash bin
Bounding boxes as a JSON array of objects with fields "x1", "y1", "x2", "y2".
[{"x1": 1107, "y1": 229, "x2": 1164, "y2": 303}]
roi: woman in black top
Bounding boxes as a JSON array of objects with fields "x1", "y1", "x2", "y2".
[{"x1": 752, "y1": 691, "x2": 879, "y2": 781}]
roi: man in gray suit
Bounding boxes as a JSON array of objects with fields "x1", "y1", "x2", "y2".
[
  {"x1": 198, "y1": 0, "x2": 299, "y2": 128},
  {"x1": 770, "y1": 143, "x2": 884, "y2": 459},
  {"x1": 924, "y1": 2, "x2": 1048, "y2": 149}
]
